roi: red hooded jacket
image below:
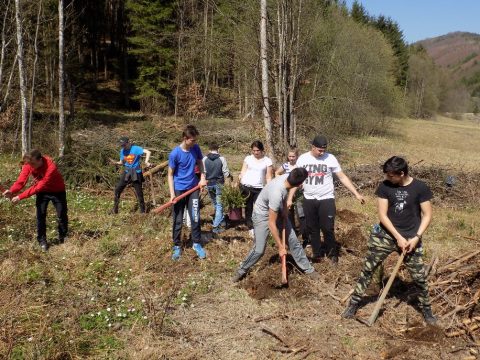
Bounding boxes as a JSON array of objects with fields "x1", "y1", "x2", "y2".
[{"x1": 9, "y1": 156, "x2": 66, "y2": 200}]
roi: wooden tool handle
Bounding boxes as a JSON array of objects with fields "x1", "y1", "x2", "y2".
[
  {"x1": 281, "y1": 204, "x2": 288, "y2": 285},
  {"x1": 367, "y1": 251, "x2": 405, "y2": 326},
  {"x1": 152, "y1": 184, "x2": 201, "y2": 214}
]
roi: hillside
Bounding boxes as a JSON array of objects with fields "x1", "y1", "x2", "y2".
[
  {"x1": 1, "y1": 113, "x2": 480, "y2": 359},
  {"x1": 418, "y1": 32, "x2": 480, "y2": 96}
]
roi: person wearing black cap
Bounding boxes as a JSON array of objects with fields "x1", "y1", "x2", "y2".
[
  {"x1": 110, "y1": 136, "x2": 151, "y2": 214},
  {"x1": 296, "y1": 135, "x2": 365, "y2": 264}
]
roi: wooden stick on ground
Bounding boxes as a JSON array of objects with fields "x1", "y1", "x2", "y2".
[{"x1": 367, "y1": 251, "x2": 406, "y2": 326}]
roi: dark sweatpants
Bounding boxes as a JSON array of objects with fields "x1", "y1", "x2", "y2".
[
  {"x1": 172, "y1": 188, "x2": 201, "y2": 246},
  {"x1": 302, "y1": 197, "x2": 338, "y2": 258},
  {"x1": 114, "y1": 173, "x2": 145, "y2": 213},
  {"x1": 240, "y1": 184, "x2": 262, "y2": 229},
  {"x1": 36, "y1": 191, "x2": 68, "y2": 243}
]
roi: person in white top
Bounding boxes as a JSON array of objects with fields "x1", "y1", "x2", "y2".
[
  {"x1": 296, "y1": 135, "x2": 365, "y2": 264},
  {"x1": 275, "y1": 148, "x2": 298, "y2": 176},
  {"x1": 239, "y1": 140, "x2": 273, "y2": 231}
]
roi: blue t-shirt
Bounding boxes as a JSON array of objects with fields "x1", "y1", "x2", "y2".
[
  {"x1": 169, "y1": 144, "x2": 203, "y2": 191},
  {"x1": 120, "y1": 145, "x2": 144, "y2": 173}
]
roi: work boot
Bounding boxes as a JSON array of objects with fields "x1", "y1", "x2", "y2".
[
  {"x1": 38, "y1": 240, "x2": 49, "y2": 252},
  {"x1": 342, "y1": 300, "x2": 360, "y2": 319},
  {"x1": 212, "y1": 226, "x2": 225, "y2": 235},
  {"x1": 232, "y1": 271, "x2": 246, "y2": 283},
  {"x1": 421, "y1": 306, "x2": 437, "y2": 325},
  {"x1": 329, "y1": 255, "x2": 339, "y2": 265},
  {"x1": 306, "y1": 271, "x2": 321, "y2": 281}
]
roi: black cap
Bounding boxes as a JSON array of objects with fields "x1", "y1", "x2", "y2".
[
  {"x1": 119, "y1": 136, "x2": 129, "y2": 145},
  {"x1": 312, "y1": 135, "x2": 328, "y2": 148}
]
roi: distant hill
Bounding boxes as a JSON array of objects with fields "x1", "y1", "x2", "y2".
[{"x1": 417, "y1": 32, "x2": 480, "y2": 96}]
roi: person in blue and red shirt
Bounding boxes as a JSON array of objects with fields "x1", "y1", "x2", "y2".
[
  {"x1": 2, "y1": 149, "x2": 67, "y2": 251},
  {"x1": 168, "y1": 125, "x2": 207, "y2": 260},
  {"x1": 110, "y1": 136, "x2": 151, "y2": 214}
]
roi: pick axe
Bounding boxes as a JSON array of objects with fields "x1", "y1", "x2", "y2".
[
  {"x1": 281, "y1": 204, "x2": 288, "y2": 285},
  {"x1": 152, "y1": 184, "x2": 201, "y2": 214},
  {"x1": 360, "y1": 251, "x2": 406, "y2": 326}
]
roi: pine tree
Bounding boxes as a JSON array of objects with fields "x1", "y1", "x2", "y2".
[
  {"x1": 126, "y1": 0, "x2": 176, "y2": 113},
  {"x1": 374, "y1": 15, "x2": 409, "y2": 88},
  {"x1": 350, "y1": 0, "x2": 369, "y2": 24}
]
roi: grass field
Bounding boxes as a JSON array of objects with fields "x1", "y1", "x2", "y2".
[{"x1": 0, "y1": 114, "x2": 479, "y2": 359}]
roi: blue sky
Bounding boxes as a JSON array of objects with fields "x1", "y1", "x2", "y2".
[{"x1": 344, "y1": 0, "x2": 480, "y2": 43}]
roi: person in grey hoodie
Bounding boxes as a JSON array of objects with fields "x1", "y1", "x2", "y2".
[{"x1": 203, "y1": 143, "x2": 232, "y2": 233}]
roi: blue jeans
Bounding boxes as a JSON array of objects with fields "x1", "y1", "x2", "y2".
[{"x1": 207, "y1": 183, "x2": 224, "y2": 228}]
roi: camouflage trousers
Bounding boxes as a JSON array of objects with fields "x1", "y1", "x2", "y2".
[{"x1": 351, "y1": 226, "x2": 431, "y2": 308}]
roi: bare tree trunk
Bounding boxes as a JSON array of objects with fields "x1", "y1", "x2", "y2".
[
  {"x1": 28, "y1": 0, "x2": 42, "y2": 150},
  {"x1": 260, "y1": 0, "x2": 275, "y2": 163},
  {"x1": 58, "y1": 0, "x2": 66, "y2": 157},
  {"x1": 202, "y1": 0, "x2": 211, "y2": 100},
  {"x1": 0, "y1": 0, "x2": 12, "y2": 92},
  {"x1": 174, "y1": 0, "x2": 185, "y2": 118},
  {"x1": 0, "y1": 55, "x2": 17, "y2": 112},
  {"x1": 14, "y1": 0, "x2": 29, "y2": 154}
]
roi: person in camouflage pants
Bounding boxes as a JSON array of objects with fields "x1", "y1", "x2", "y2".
[
  {"x1": 351, "y1": 225, "x2": 430, "y2": 307},
  {"x1": 342, "y1": 156, "x2": 436, "y2": 325}
]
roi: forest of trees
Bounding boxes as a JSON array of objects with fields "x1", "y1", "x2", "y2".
[{"x1": 0, "y1": 0, "x2": 474, "y2": 158}]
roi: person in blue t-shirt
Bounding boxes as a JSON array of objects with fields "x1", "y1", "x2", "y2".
[
  {"x1": 110, "y1": 136, "x2": 151, "y2": 214},
  {"x1": 168, "y1": 125, "x2": 207, "y2": 260}
]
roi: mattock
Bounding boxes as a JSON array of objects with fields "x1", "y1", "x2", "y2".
[{"x1": 358, "y1": 251, "x2": 406, "y2": 326}]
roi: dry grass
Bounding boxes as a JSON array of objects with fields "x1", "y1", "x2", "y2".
[
  {"x1": 1, "y1": 114, "x2": 479, "y2": 359},
  {"x1": 340, "y1": 116, "x2": 480, "y2": 170}
]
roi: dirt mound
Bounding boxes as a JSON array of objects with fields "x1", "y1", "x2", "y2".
[
  {"x1": 337, "y1": 208, "x2": 364, "y2": 223},
  {"x1": 240, "y1": 253, "x2": 315, "y2": 301},
  {"x1": 338, "y1": 227, "x2": 367, "y2": 251}
]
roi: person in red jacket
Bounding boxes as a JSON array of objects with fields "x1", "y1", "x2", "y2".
[{"x1": 2, "y1": 149, "x2": 68, "y2": 251}]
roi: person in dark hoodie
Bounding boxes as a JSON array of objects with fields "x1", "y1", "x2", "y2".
[{"x1": 203, "y1": 143, "x2": 233, "y2": 234}]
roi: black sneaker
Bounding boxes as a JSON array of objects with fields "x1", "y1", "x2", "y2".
[
  {"x1": 421, "y1": 306, "x2": 437, "y2": 325},
  {"x1": 329, "y1": 255, "x2": 339, "y2": 265},
  {"x1": 39, "y1": 241, "x2": 49, "y2": 252},
  {"x1": 341, "y1": 301, "x2": 360, "y2": 319},
  {"x1": 232, "y1": 271, "x2": 246, "y2": 283}
]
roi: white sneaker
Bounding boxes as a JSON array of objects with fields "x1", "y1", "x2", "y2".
[{"x1": 249, "y1": 229, "x2": 255, "y2": 238}]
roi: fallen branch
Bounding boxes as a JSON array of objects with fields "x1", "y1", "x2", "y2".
[
  {"x1": 143, "y1": 160, "x2": 169, "y2": 177},
  {"x1": 446, "y1": 324, "x2": 480, "y2": 338},
  {"x1": 261, "y1": 327, "x2": 290, "y2": 348},
  {"x1": 437, "y1": 250, "x2": 480, "y2": 273}
]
